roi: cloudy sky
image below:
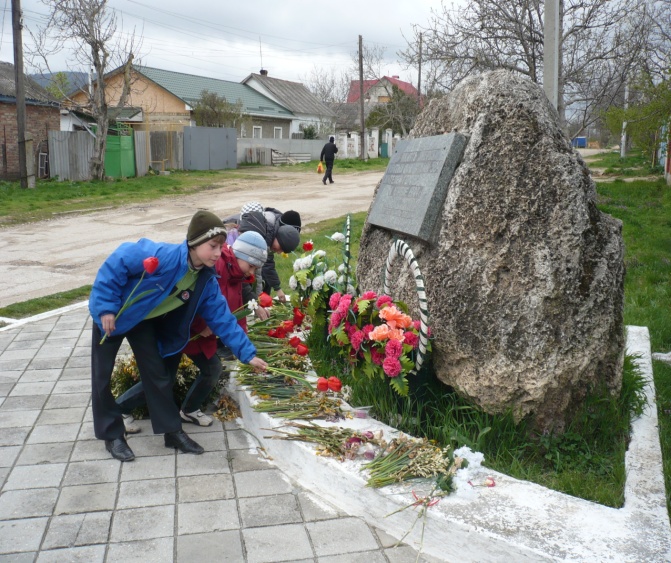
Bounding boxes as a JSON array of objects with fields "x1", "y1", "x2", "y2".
[{"x1": 0, "y1": 0, "x2": 450, "y2": 86}]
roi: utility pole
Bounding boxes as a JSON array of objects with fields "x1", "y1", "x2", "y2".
[
  {"x1": 11, "y1": 0, "x2": 30, "y2": 188},
  {"x1": 417, "y1": 32, "x2": 422, "y2": 108},
  {"x1": 620, "y1": 81, "x2": 629, "y2": 159},
  {"x1": 543, "y1": 0, "x2": 560, "y2": 111},
  {"x1": 358, "y1": 34, "x2": 366, "y2": 160}
]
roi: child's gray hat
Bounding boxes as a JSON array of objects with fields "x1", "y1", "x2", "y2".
[{"x1": 233, "y1": 231, "x2": 268, "y2": 268}]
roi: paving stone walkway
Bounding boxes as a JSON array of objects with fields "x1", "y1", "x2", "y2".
[{"x1": 0, "y1": 305, "x2": 437, "y2": 562}]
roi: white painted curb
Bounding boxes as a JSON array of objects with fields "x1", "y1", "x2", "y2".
[
  {"x1": 0, "y1": 301, "x2": 89, "y2": 332},
  {"x1": 232, "y1": 326, "x2": 671, "y2": 562}
]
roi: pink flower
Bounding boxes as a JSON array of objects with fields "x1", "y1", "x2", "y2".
[
  {"x1": 385, "y1": 339, "x2": 402, "y2": 358},
  {"x1": 376, "y1": 295, "x2": 393, "y2": 308},
  {"x1": 361, "y1": 291, "x2": 377, "y2": 300},
  {"x1": 412, "y1": 320, "x2": 421, "y2": 330},
  {"x1": 329, "y1": 292, "x2": 342, "y2": 310},
  {"x1": 371, "y1": 348, "x2": 385, "y2": 365},
  {"x1": 362, "y1": 324, "x2": 374, "y2": 337},
  {"x1": 328, "y1": 311, "x2": 344, "y2": 333},
  {"x1": 403, "y1": 332, "x2": 419, "y2": 348},
  {"x1": 379, "y1": 305, "x2": 413, "y2": 329},
  {"x1": 350, "y1": 330, "x2": 365, "y2": 352},
  {"x1": 369, "y1": 324, "x2": 391, "y2": 341},
  {"x1": 337, "y1": 293, "x2": 352, "y2": 313},
  {"x1": 383, "y1": 357, "x2": 402, "y2": 377}
]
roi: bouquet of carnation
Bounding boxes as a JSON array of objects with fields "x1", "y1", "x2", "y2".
[
  {"x1": 328, "y1": 291, "x2": 429, "y2": 397},
  {"x1": 289, "y1": 245, "x2": 338, "y2": 316}
]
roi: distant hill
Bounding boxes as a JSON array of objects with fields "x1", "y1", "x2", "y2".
[{"x1": 29, "y1": 71, "x2": 88, "y2": 93}]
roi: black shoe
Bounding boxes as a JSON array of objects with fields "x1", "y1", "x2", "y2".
[
  {"x1": 329, "y1": 180, "x2": 334, "y2": 184},
  {"x1": 165, "y1": 429, "x2": 204, "y2": 454},
  {"x1": 322, "y1": 179, "x2": 326, "y2": 185},
  {"x1": 105, "y1": 437, "x2": 135, "y2": 462}
]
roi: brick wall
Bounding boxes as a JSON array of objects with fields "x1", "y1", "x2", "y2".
[{"x1": 0, "y1": 103, "x2": 60, "y2": 180}]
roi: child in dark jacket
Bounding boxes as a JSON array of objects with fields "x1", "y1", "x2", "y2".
[{"x1": 89, "y1": 211, "x2": 267, "y2": 463}]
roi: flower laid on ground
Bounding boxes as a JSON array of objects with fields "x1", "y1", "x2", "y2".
[
  {"x1": 328, "y1": 291, "x2": 429, "y2": 396},
  {"x1": 100, "y1": 256, "x2": 159, "y2": 344},
  {"x1": 329, "y1": 232, "x2": 345, "y2": 242},
  {"x1": 303, "y1": 240, "x2": 314, "y2": 251}
]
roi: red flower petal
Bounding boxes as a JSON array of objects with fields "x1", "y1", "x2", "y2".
[
  {"x1": 327, "y1": 376, "x2": 342, "y2": 392},
  {"x1": 316, "y1": 377, "x2": 329, "y2": 392},
  {"x1": 143, "y1": 256, "x2": 159, "y2": 274},
  {"x1": 288, "y1": 336, "x2": 301, "y2": 348},
  {"x1": 296, "y1": 344, "x2": 309, "y2": 356},
  {"x1": 259, "y1": 292, "x2": 273, "y2": 308}
]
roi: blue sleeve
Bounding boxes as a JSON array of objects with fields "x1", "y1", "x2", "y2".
[
  {"x1": 198, "y1": 281, "x2": 257, "y2": 363},
  {"x1": 89, "y1": 241, "x2": 146, "y2": 319}
]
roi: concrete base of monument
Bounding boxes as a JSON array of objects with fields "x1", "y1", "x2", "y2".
[{"x1": 230, "y1": 326, "x2": 671, "y2": 563}]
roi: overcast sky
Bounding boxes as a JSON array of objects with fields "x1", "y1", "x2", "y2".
[{"x1": 0, "y1": 0, "x2": 450, "y2": 86}]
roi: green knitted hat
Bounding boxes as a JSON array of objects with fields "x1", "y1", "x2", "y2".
[{"x1": 187, "y1": 210, "x2": 226, "y2": 247}]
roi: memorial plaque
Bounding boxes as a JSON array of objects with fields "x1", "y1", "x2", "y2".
[{"x1": 367, "y1": 133, "x2": 467, "y2": 242}]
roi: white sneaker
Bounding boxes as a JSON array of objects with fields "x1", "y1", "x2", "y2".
[
  {"x1": 122, "y1": 414, "x2": 141, "y2": 434},
  {"x1": 180, "y1": 409, "x2": 213, "y2": 427}
]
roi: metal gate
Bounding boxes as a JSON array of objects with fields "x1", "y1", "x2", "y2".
[{"x1": 183, "y1": 126, "x2": 237, "y2": 171}]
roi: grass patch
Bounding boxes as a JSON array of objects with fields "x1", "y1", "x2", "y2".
[
  {"x1": 0, "y1": 286, "x2": 91, "y2": 319},
  {"x1": 587, "y1": 149, "x2": 662, "y2": 177}
]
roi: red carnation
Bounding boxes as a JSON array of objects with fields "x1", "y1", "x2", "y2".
[
  {"x1": 259, "y1": 292, "x2": 273, "y2": 308},
  {"x1": 302, "y1": 240, "x2": 314, "y2": 251},
  {"x1": 327, "y1": 376, "x2": 342, "y2": 392},
  {"x1": 383, "y1": 357, "x2": 402, "y2": 378},
  {"x1": 143, "y1": 256, "x2": 159, "y2": 274},
  {"x1": 289, "y1": 336, "x2": 301, "y2": 348},
  {"x1": 316, "y1": 377, "x2": 329, "y2": 392},
  {"x1": 296, "y1": 343, "x2": 309, "y2": 356}
]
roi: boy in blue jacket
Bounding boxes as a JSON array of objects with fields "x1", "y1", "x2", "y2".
[{"x1": 89, "y1": 210, "x2": 267, "y2": 462}]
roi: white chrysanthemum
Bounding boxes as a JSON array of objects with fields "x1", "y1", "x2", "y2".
[
  {"x1": 314, "y1": 250, "x2": 326, "y2": 258},
  {"x1": 312, "y1": 275, "x2": 325, "y2": 291},
  {"x1": 293, "y1": 259, "x2": 302, "y2": 272},
  {"x1": 302, "y1": 256, "x2": 313, "y2": 269},
  {"x1": 331, "y1": 232, "x2": 345, "y2": 242},
  {"x1": 338, "y1": 275, "x2": 345, "y2": 284},
  {"x1": 324, "y1": 270, "x2": 337, "y2": 283},
  {"x1": 289, "y1": 276, "x2": 298, "y2": 290},
  {"x1": 306, "y1": 278, "x2": 312, "y2": 287},
  {"x1": 247, "y1": 299, "x2": 258, "y2": 311},
  {"x1": 338, "y1": 263, "x2": 346, "y2": 273}
]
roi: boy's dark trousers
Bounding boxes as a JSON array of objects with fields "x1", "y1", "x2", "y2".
[{"x1": 91, "y1": 320, "x2": 182, "y2": 440}]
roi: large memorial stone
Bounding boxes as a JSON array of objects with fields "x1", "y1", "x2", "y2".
[
  {"x1": 357, "y1": 70, "x2": 625, "y2": 432},
  {"x1": 367, "y1": 134, "x2": 467, "y2": 242}
]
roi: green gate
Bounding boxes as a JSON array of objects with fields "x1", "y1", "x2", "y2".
[{"x1": 105, "y1": 132, "x2": 136, "y2": 178}]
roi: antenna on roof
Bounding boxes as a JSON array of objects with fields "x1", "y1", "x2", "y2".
[{"x1": 259, "y1": 37, "x2": 264, "y2": 74}]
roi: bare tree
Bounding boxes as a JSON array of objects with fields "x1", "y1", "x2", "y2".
[
  {"x1": 300, "y1": 65, "x2": 351, "y2": 104},
  {"x1": 400, "y1": 0, "x2": 654, "y2": 133},
  {"x1": 29, "y1": 0, "x2": 140, "y2": 180}
]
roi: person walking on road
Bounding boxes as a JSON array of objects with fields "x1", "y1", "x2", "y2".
[{"x1": 320, "y1": 136, "x2": 338, "y2": 185}]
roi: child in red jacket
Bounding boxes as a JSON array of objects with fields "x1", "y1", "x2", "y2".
[{"x1": 179, "y1": 230, "x2": 268, "y2": 426}]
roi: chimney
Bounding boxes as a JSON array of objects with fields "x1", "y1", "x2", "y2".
[
  {"x1": 260, "y1": 69, "x2": 268, "y2": 76},
  {"x1": 392, "y1": 75, "x2": 399, "y2": 79}
]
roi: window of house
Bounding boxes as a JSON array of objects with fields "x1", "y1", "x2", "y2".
[
  {"x1": 253, "y1": 126, "x2": 262, "y2": 139},
  {"x1": 274, "y1": 127, "x2": 283, "y2": 139}
]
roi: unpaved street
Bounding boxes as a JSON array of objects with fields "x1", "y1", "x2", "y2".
[{"x1": 0, "y1": 169, "x2": 383, "y2": 308}]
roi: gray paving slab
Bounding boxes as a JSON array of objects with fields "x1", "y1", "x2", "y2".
[
  {"x1": 0, "y1": 307, "x2": 430, "y2": 562},
  {"x1": 107, "y1": 538, "x2": 174, "y2": 563},
  {"x1": 42, "y1": 512, "x2": 112, "y2": 549},
  {"x1": 0, "y1": 395, "x2": 48, "y2": 411},
  {"x1": 16, "y1": 442, "x2": 74, "y2": 465},
  {"x1": 242, "y1": 523, "x2": 314, "y2": 562},
  {"x1": 55, "y1": 483, "x2": 118, "y2": 515},
  {"x1": 109, "y1": 505, "x2": 175, "y2": 542},
  {"x1": 176, "y1": 530, "x2": 242, "y2": 562},
  {"x1": 117, "y1": 477, "x2": 176, "y2": 509}
]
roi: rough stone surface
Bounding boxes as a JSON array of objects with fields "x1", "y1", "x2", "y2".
[{"x1": 357, "y1": 70, "x2": 625, "y2": 431}]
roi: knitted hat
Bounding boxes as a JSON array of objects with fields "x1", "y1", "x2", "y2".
[
  {"x1": 280, "y1": 210, "x2": 302, "y2": 231},
  {"x1": 232, "y1": 231, "x2": 268, "y2": 268},
  {"x1": 241, "y1": 201, "x2": 264, "y2": 214},
  {"x1": 187, "y1": 210, "x2": 226, "y2": 247},
  {"x1": 275, "y1": 224, "x2": 300, "y2": 253}
]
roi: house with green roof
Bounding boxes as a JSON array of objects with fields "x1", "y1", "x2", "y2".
[{"x1": 69, "y1": 65, "x2": 294, "y2": 138}]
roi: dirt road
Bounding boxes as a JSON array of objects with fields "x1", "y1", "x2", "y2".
[{"x1": 0, "y1": 169, "x2": 383, "y2": 308}]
